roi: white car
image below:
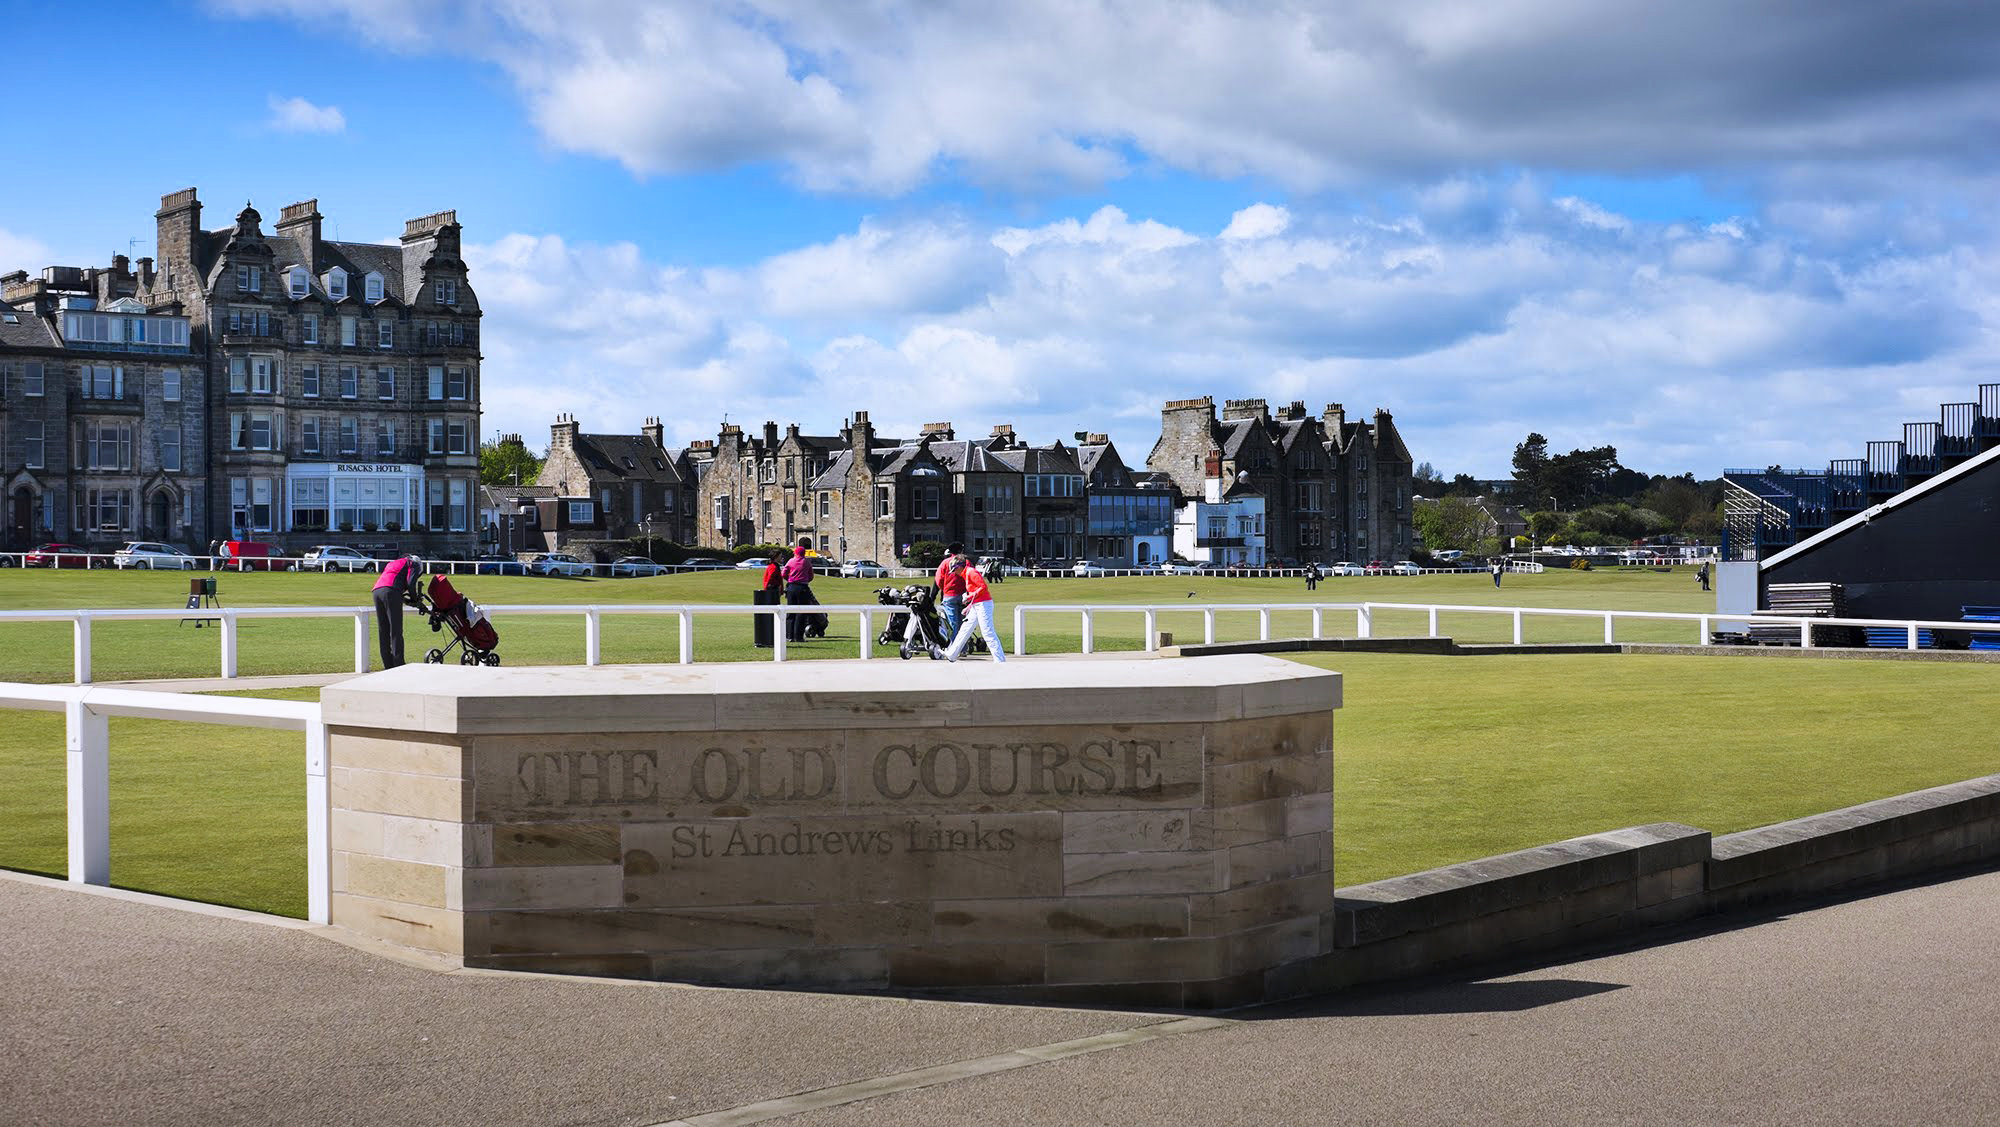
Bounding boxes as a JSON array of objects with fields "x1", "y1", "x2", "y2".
[
  {"x1": 529, "y1": 553, "x2": 594, "y2": 578},
  {"x1": 1327, "y1": 561, "x2": 1365, "y2": 576},
  {"x1": 112, "y1": 542, "x2": 195, "y2": 569},
  {"x1": 841, "y1": 559, "x2": 888, "y2": 578},
  {"x1": 607, "y1": 556, "x2": 669, "y2": 578},
  {"x1": 1433, "y1": 549, "x2": 1464, "y2": 563},
  {"x1": 301, "y1": 545, "x2": 378, "y2": 572},
  {"x1": 1392, "y1": 561, "x2": 1421, "y2": 575}
]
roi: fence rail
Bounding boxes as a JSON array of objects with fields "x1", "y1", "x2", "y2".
[{"x1": 0, "y1": 681, "x2": 328, "y2": 924}]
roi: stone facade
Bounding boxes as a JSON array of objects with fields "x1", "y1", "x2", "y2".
[
  {"x1": 990, "y1": 437, "x2": 1087, "y2": 564},
  {"x1": 2, "y1": 265, "x2": 208, "y2": 550},
  {"x1": 809, "y1": 412, "x2": 954, "y2": 563},
  {"x1": 320, "y1": 655, "x2": 1341, "y2": 1008},
  {"x1": 1148, "y1": 396, "x2": 1413, "y2": 563},
  {"x1": 119, "y1": 188, "x2": 483, "y2": 554},
  {"x1": 536, "y1": 415, "x2": 696, "y2": 547}
]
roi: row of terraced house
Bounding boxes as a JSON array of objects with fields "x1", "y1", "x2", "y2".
[
  {"x1": 521, "y1": 397, "x2": 1413, "y2": 567},
  {"x1": 0, "y1": 187, "x2": 482, "y2": 555}
]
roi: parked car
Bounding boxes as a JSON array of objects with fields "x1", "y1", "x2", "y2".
[
  {"x1": 1433, "y1": 549, "x2": 1464, "y2": 563},
  {"x1": 528, "y1": 552, "x2": 593, "y2": 578},
  {"x1": 221, "y1": 540, "x2": 290, "y2": 571},
  {"x1": 25, "y1": 542, "x2": 94, "y2": 568},
  {"x1": 301, "y1": 545, "x2": 378, "y2": 573},
  {"x1": 841, "y1": 559, "x2": 889, "y2": 578},
  {"x1": 473, "y1": 554, "x2": 528, "y2": 576},
  {"x1": 112, "y1": 542, "x2": 196, "y2": 570},
  {"x1": 1391, "y1": 561, "x2": 1421, "y2": 575},
  {"x1": 734, "y1": 557, "x2": 766, "y2": 570},
  {"x1": 1071, "y1": 560, "x2": 1109, "y2": 577},
  {"x1": 608, "y1": 556, "x2": 670, "y2": 578},
  {"x1": 680, "y1": 556, "x2": 735, "y2": 571},
  {"x1": 1327, "y1": 561, "x2": 1365, "y2": 576}
]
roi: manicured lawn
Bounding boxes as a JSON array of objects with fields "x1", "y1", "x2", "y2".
[
  {"x1": 0, "y1": 564, "x2": 1713, "y2": 682},
  {"x1": 12, "y1": 564, "x2": 1983, "y2": 919},
  {"x1": 1313, "y1": 652, "x2": 2000, "y2": 884},
  {"x1": 0, "y1": 688, "x2": 315, "y2": 918}
]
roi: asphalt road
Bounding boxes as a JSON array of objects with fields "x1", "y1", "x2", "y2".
[{"x1": 5, "y1": 866, "x2": 1997, "y2": 1127}]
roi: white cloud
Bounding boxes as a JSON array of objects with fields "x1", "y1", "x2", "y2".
[
  {"x1": 266, "y1": 95, "x2": 347, "y2": 134},
  {"x1": 0, "y1": 228, "x2": 53, "y2": 271},
  {"x1": 463, "y1": 182, "x2": 2000, "y2": 478},
  {"x1": 223, "y1": 0, "x2": 2000, "y2": 193}
]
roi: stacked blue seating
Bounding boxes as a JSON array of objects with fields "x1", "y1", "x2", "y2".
[
  {"x1": 1962, "y1": 605, "x2": 2000, "y2": 650},
  {"x1": 1864, "y1": 626, "x2": 1932, "y2": 648}
]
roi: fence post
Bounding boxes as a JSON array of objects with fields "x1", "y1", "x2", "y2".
[
  {"x1": 66, "y1": 694, "x2": 109, "y2": 886},
  {"x1": 305, "y1": 718, "x2": 330, "y2": 925},
  {"x1": 1311, "y1": 608, "x2": 1323, "y2": 639},
  {"x1": 1907, "y1": 623, "x2": 1919, "y2": 651},
  {"x1": 1144, "y1": 610, "x2": 1158, "y2": 652},
  {"x1": 1356, "y1": 606, "x2": 1372, "y2": 639},
  {"x1": 1604, "y1": 613, "x2": 1615, "y2": 645},
  {"x1": 773, "y1": 610, "x2": 788, "y2": 662},
  {"x1": 859, "y1": 610, "x2": 873, "y2": 660},
  {"x1": 678, "y1": 611, "x2": 694, "y2": 664},
  {"x1": 1512, "y1": 609, "x2": 1524, "y2": 646},
  {"x1": 1427, "y1": 607, "x2": 1438, "y2": 638},
  {"x1": 354, "y1": 612, "x2": 370, "y2": 673},
  {"x1": 1081, "y1": 610, "x2": 1094, "y2": 654},
  {"x1": 1203, "y1": 609, "x2": 1215, "y2": 645},
  {"x1": 1800, "y1": 620, "x2": 1813, "y2": 649},
  {"x1": 1699, "y1": 615, "x2": 1711, "y2": 645},
  {"x1": 73, "y1": 613, "x2": 92, "y2": 685},
  {"x1": 1258, "y1": 608, "x2": 1271, "y2": 641},
  {"x1": 221, "y1": 611, "x2": 239, "y2": 678},
  {"x1": 584, "y1": 609, "x2": 602, "y2": 666},
  {"x1": 1014, "y1": 606, "x2": 1027, "y2": 656}
]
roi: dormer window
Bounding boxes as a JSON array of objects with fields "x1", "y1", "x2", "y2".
[
  {"x1": 236, "y1": 265, "x2": 262, "y2": 293},
  {"x1": 286, "y1": 266, "x2": 309, "y2": 298},
  {"x1": 326, "y1": 268, "x2": 347, "y2": 300},
  {"x1": 364, "y1": 272, "x2": 384, "y2": 302},
  {"x1": 434, "y1": 279, "x2": 458, "y2": 305}
]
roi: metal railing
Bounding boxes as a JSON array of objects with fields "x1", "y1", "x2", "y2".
[{"x1": 0, "y1": 681, "x2": 328, "y2": 924}]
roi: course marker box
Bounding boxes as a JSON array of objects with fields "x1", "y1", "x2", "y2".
[{"x1": 321, "y1": 657, "x2": 1339, "y2": 1007}]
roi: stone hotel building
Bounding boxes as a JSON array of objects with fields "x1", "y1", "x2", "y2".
[{"x1": 0, "y1": 188, "x2": 481, "y2": 554}]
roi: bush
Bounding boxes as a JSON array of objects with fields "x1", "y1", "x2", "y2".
[
  {"x1": 628, "y1": 537, "x2": 695, "y2": 564},
  {"x1": 733, "y1": 542, "x2": 791, "y2": 562},
  {"x1": 903, "y1": 539, "x2": 947, "y2": 569}
]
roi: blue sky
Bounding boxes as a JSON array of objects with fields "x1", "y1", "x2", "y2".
[{"x1": 8, "y1": 0, "x2": 1998, "y2": 478}]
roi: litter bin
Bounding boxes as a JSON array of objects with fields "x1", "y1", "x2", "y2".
[{"x1": 752, "y1": 588, "x2": 779, "y2": 647}]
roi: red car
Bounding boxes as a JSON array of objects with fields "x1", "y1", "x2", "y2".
[
  {"x1": 25, "y1": 542, "x2": 94, "y2": 568},
  {"x1": 221, "y1": 540, "x2": 292, "y2": 572}
]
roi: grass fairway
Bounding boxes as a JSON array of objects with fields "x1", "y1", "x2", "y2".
[
  {"x1": 9, "y1": 563, "x2": 1987, "y2": 918},
  {"x1": 0, "y1": 688, "x2": 315, "y2": 918},
  {"x1": 0, "y1": 563, "x2": 1712, "y2": 681},
  {"x1": 1313, "y1": 652, "x2": 2000, "y2": 884}
]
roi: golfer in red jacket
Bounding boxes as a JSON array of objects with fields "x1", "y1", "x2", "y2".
[{"x1": 936, "y1": 554, "x2": 1006, "y2": 662}]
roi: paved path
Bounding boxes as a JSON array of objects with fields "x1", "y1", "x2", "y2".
[{"x1": 5, "y1": 866, "x2": 1997, "y2": 1126}]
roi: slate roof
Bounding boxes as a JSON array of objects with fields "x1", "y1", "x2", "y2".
[
  {"x1": 574, "y1": 433, "x2": 685, "y2": 485},
  {"x1": 989, "y1": 445, "x2": 1082, "y2": 475},
  {"x1": 0, "y1": 301, "x2": 59, "y2": 350},
  {"x1": 809, "y1": 451, "x2": 853, "y2": 491},
  {"x1": 926, "y1": 440, "x2": 1012, "y2": 474}
]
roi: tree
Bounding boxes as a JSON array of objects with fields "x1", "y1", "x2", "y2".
[
  {"x1": 1511, "y1": 433, "x2": 1551, "y2": 506},
  {"x1": 480, "y1": 438, "x2": 544, "y2": 487},
  {"x1": 1445, "y1": 473, "x2": 1483, "y2": 497},
  {"x1": 1413, "y1": 462, "x2": 1444, "y2": 490},
  {"x1": 1412, "y1": 497, "x2": 1492, "y2": 554}
]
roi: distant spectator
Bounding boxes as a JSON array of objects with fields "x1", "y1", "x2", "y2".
[
  {"x1": 1491, "y1": 559, "x2": 1504, "y2": 588},
  {"x1": 936, "y1": 541, "x2": 968, "y2": 640},
  {"x1": 782, "y1": 537, "x2": 819, "y2": 643}
]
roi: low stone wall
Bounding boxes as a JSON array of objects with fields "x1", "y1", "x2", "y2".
[{"x1": 320, "y1": 656, "x2": 1341, "y2": 1009}]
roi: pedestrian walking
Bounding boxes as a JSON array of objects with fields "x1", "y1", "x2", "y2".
[
  {"x1": 372, "y1": 554, "x2": 425, "y2": 669},
  {"x1": 936, "y1": 541, "x2": 968, "y2": 640},
  {"x1": 1697, "y1": 561, "x2": 1711, "y2": 592},
  {"x1": 782, "y1": 537, "x2": 820, "y2": 643},
  {"x1": 1491, "y1": 559, "x2": 1504, "y2": 588},
  {"x1": 208, "y1": 539, "x2": 220, "y2": 572},
  {"x1": 935, "y1": 556, "x2": 1006, "y2": 662},
  {"x1": 1304, "y1": 562, "x2": 1321, "y2": 591}
]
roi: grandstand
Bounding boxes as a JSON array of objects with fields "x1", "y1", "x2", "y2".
[{"x1": 1722, "y1": 383, "x2": 2000, "y2": 560}]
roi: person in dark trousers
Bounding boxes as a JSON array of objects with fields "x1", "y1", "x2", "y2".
[
  {"x1": 208, "y1": 539, "x2": 220, "y2": 572},
  {"x1": 754, "y1": 550, "x2": 786, "y2": 647},
  {"x1": 1491, "y1": 559, "x2": 1504, "y2": 588},
  {"x1": 782, "y1": 537, "x2": 819, "y2": 643},
  {"x1": 372, "y1": 555, "x2": 425, "y2": 669},
  {"x1": 1697, "y1": 561, "x2": 1711, "y2": 591},
  {"x1": 936, "y1": 541, "x2": 968, "y2": 640},
  {"x1": 1304, "y1": 562, "x2": 1321, "y2": 591}
]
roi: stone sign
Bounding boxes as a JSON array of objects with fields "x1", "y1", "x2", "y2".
[{"x1": 321, "y1": 656, "x2": 1339, "y2": 1008}]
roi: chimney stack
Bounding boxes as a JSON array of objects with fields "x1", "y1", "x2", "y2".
[
  {"x1": 550, "y1": 413, "x2": 579, "y2": 451},
  {"x1": 277, "y1": 199, "x2": 324, "y2": 251},
  {"x1": 641, "y1": 416, "x2": 664, "y2": 447}
]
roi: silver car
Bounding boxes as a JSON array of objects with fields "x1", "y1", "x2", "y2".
[
  {"x1": 529, "y1": 553, "x2": 594, "y2": 578},
  {"x1": 302, "y1": 545, "x2": 378, "y2": 572},
  {"x1": 112, "y1": 542, "x2": 195, "y2": 569}
]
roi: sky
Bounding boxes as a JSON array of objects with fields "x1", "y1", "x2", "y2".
[{"x1": 7, "y1": 0, "x2": 1999, "y2": 478}]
